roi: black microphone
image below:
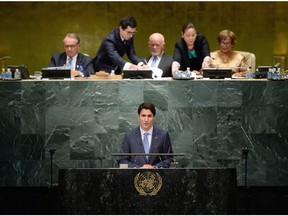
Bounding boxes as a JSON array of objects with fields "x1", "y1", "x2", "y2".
[
  {"x1": 151, "y1": 135, "x2": 168, "y2": 169},
  {"x1": 133, "y1": 144, "x2": 142, "y2": 166},
  {"x1": 240, "y1": 125, "x2": 251, "y2": 187},
  {"x1": 240, "y1": 126, "x2": 253, "y2": 146}
]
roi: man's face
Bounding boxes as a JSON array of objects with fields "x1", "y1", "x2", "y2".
[
  {"x1": 63, "y1": 37, "x2": 80, "y2": 57},
  {"x1": 119, "y1": 26, "x2": 137, "y2": 41},
  {"x1": 138, "y1": 108, "x2": 155, "y2": 131},
  {"x1": 149, "y1": 37, "x2": 164, "y2": 56}
]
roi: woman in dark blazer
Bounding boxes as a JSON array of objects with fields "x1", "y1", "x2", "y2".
[{"x1": 172, "y1": 23, "x2": 211, "y2": 75}]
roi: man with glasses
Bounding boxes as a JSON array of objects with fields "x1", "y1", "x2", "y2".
[
  {"x1": 93, "y1": 16, "x2": 147, "y2": 74},
  {"x1": 48, "y1": 33, "x2": 94, "y2": 77}
]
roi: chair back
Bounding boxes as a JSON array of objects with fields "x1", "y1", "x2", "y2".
[{"x1": 235, "y1": 51, "x2": 256, "y2": 72}]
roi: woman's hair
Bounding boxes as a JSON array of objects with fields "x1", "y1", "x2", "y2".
[
  {"x1": 217, "y1": 30, "x2": 237, "y2": 45},
  {"x1": 181, "y1": 23, "x2": 195, "y2": 33}
]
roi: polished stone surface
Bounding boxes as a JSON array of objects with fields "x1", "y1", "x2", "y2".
[
  {"x1": 0, "y1": 79, "x2": 288, "y2": 186},
  {"x1": 58, "y1": 168, "x2": 237, "y2": 215}
]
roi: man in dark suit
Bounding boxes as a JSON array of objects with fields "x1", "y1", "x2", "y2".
[
  {"x1": 144, "y1": 33, "x2": 173, "y2": 77},
  {"x1": 48, "y1": 33, "x2": 94, "y2": 77},
  {"x1": 93, "y1": 16, "x2": 147, "y2": 74},
  {"x1": 118, "y1": 102, "x2": 173, "y2": 168}
]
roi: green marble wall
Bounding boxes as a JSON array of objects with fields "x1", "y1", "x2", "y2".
[
  {"x1": 0, "y1": 79, "x2": 288, "y2": 187},
  {"x1": 1, "y1": 2, "x2": 288, "y2": 73}
]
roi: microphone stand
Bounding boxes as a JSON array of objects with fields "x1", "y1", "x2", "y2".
[
  {"x1": 0, "y1": 56, "x2": 12, "y2": 70},
  {"x1": 240, "y1": 126, "x2": 251, "y2": 215},
  {"x1": 49, "y1": 149, "x2": 56, "y2": 188},
  {"x1": 241, "y1": 146, "x2": 249, "y2": 187},
  {"x1": 240, "y1": 126, "x2": 250, "y2": 187}
]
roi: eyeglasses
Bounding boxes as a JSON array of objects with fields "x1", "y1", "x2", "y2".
[
  {"x1": 124, "y1": 29, "x2": 137, "y2": 36},
  {"x1": 220, "y1": 41, "x2": 232, "y2": 47},
  {"x1": 64, "y1": 44, "x2": 79, "y2": 49}
]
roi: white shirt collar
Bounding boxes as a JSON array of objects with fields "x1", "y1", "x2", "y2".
[
  {"x1": 67, "y1": 53, "x2": 78, "y2": 61},
  {"x1": 140, "y1": 126, "x2": 153, "y2": 136}
]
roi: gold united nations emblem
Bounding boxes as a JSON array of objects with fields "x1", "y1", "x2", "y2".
[{"x1": 134, "y1": 171, "x2": 162, "y2": 196}]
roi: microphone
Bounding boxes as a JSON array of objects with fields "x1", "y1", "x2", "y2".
[
  {"x1": 240, "y1": 125, "x2": 253, "y2": 146},
  {"x1": 132, "y1": 144, "x2": 142, "y2": 166},
  {"x1": 152, "y1": 141, "x2": 163, "y2": 168},
  {"x1": 240, "y1": 125, "x2": 250, "y2": 187},
  {"x1": 0, "y1": 56, "x2": 12, "y2": 69}
]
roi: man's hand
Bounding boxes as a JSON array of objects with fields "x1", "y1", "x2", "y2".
[
  {"x1": 71, "y1": 70, "x2": 80, "y2": 77},
  {"x1": 140, "y1": 164, "x2": 155, "y2": 169},
  {"x1": 129, "y1": 64, "x2": 149, "y2": 70}
]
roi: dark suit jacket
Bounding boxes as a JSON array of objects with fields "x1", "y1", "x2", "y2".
[
  {"x1": 144, "y1": 54, "x2": 173, "y2": 77},
  {"x1": 117, "y1": 126, "x2": 173, "y2": 168},
  {"x1": 93, "y1": 28, "x2": 143, "y2": 74},
  {"x1": 48, "y1": 52, "x2": 94, "y2": 77},
  {"x1": 173, "y1": 33, "x2": 211, "y2": 71}
]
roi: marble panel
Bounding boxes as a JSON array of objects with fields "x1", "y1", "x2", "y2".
[{"x1": 0, "y1": 80, "x2": 288, "y2": 187}]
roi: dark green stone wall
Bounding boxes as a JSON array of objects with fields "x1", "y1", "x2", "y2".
[
  {"x1": 1, "y1": 2, "x2": 288, "y2": 73},
  {"x1": 0, "y1": 79, "x2": 288, "y2": 187}
]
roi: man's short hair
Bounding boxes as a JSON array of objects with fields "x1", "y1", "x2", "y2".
[
  {"x1": 119, "y1": 16, "x2": 137, "y2": 29},
  {"x1": 138, "y1": 102, "x2": 156, "y2": 116},
  {"x1": 64, "y1": 33, "x2": 80, "y2": 44}
]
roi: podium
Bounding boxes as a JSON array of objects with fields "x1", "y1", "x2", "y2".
[{"x1": 58, "y1": 168, "x2": 237, "y2": 214}]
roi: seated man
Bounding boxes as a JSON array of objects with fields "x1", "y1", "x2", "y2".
[
  {"x1": 93, "y1": 16, "x2": 147, "y2": 74},
  {"x1": 48, "y1": 33, "x2": 94, "y2": 77},
  {"x1": 144, "y1": 33, "x2": 173, "y2": 78},
  {"x1": 117, "y1": 102, "x2": 173, "y2": 168}
]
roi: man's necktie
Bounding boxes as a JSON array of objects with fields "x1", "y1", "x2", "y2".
[
  {"x1": 67, "y1": 57, "x2": 73, "y2": 69},
  {"x1": 151, "y1": 56, "x2": 158, "y2": 67},
  {"x1": 143, "y1": 132, "x2": 150, "y2": 158}
]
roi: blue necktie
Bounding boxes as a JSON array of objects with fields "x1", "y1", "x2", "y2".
[
  {"x1": 143, "y1": 132, "x2": 150, "y2": 158},
  {"x1": 67, "y1": 57, "x2": 73, "y2": 69},
  {"x1": 151, "y1": 56, "x2": 158, "y2": 67}
]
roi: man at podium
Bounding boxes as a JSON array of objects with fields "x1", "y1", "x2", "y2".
[{"x1": 117, "y1": 102, "x2": 173, "y2": 168}]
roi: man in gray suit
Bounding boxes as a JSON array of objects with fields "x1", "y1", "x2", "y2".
[
  {"x1": 144, "y1": 33, "x2": 173, "y2": 77},
  {"x1": 117, "y1": 102, "x2": 173, "y2": 168}
]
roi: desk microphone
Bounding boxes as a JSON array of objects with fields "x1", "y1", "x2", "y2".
[{"x1": 0, "y1": 56, "x2": 12, "y2": 69}]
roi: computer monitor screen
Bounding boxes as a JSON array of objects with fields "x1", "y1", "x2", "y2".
[
  {"x1": 202, "y1": 68, "x2": 232, "y2": 79},
  {"x1": 41, "y1": 68, "x2": 71, "y2": 79},
  {"x1": 122, "y1": 69, "x2": 153, "y2": 79}
]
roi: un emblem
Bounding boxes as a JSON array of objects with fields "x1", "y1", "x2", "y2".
[{"x1": 134, "y1": 171, "x2": 162, "y2": 196}]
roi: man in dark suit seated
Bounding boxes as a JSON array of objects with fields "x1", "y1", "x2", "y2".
[
  {"x1": 117, "y1": 102, "x2": 173, "y2": 168},
  {"x1": 93, "y1": 16, "x2": 148, "y2": 74},
  {"x1": 48, "y1": 33, "x2": 94, "y2": 77},
  {"x1": 144, "y1": 33, "x2": 173, "y2": 78}
]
